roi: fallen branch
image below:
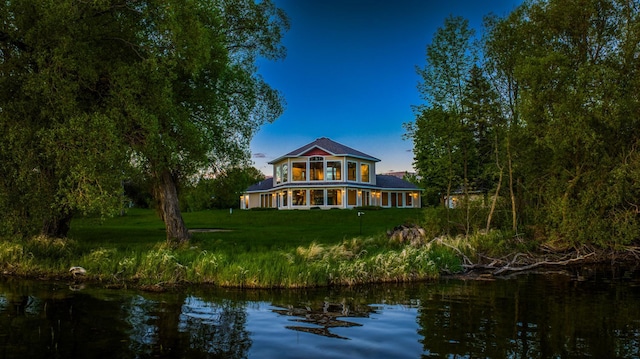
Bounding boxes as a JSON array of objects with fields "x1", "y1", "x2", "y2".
[{"x1": 492, "y1": 252, "x2": 595, "y2": 275}]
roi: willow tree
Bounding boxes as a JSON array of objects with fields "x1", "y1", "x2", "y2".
[
  {"x1": 0, "y1": 1, "x2": 133, "y2": 237},
  {"x1": 112, "y1": 0, "x2": 288, "y2": 243},
  {"x1": 0, "y1": 0, "x2": 288, "y2": 243}
]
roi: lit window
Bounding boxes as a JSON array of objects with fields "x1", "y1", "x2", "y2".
[
  {"x1": 348, "y1": 189, "x2": 357, "y2": 206},
  {"x1": 405, "y1": 192, "x2": 412, "y2": 206},
  {"x1": 310, "y1": 157, "x2": 324, "y2": 181},
  {"x1": 292, "y1": 190, "x2": 306, "y2": 206},
  {"x1": 347, "y1": 162, "x2": 357, "y2": 181},
  {"x1": 361, "y1": 163, "x2": 370, "y2": 183},
  {"x1": 326, "y1": 161, "x2": 342, "y2": 181},
  {"x1": 311, "y1": 189, "x2": 324, "y2": 205},
  {"x1": 382, "y1": 192, "x2": 389, "y2": 206},
  {"x1": 292, "y1": 162, "x2": 306, "y2": 181},
  {"x1": 275, "y1": 166, "x2": 282, "y2": 184},
  {"x1": 327, "y1": 189, "x2": 342, "y2": 205},
  {"x1": 362, "y1": 190, "x2": 370, "y2": 206}
]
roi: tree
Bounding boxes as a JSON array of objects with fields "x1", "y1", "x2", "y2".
[
  {"x1": 0, "y1": 1, "x2": 289, "y2": 244},
  {"x1": 407, "y1": 15, "x2": 477, "y2": 234},
  {"x1": 486, "y1": 0, "x2": 640, "y2": 245},
  {"x1": 180, "y1": 166, "x2": 265, "y2": 211},
  {"x1": 0, "y1": 1, "x2": 133, "y2": 237},
  {"x1": 460, "y1": 65, "x2": 504, "y2": 232}
]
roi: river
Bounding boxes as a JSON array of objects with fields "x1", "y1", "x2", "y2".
[{"x1": 1, "y1": 265, "x2": 639, "y2": 358}]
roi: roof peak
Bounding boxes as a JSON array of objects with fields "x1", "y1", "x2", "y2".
[{"x1": 269, "y1": 137, "x2": 380, "y2": 164}]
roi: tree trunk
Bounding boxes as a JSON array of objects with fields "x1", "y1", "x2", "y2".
[
  {"x1": 41, "y1": 211, "x2": 73, "y2": 238},
  {"x1": 487, "y1": 134, "x2": 503, "y2": 232},
  {"x1": 507, "y1": 137, "x2": 518, "y2": 233},
  {"x1": 155, "y1": 169, "x2": 190, "y2": 244}
]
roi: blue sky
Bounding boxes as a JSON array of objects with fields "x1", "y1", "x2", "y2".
[{"x1": 251, "y1": 0, "x2": 523, "y2": 175}]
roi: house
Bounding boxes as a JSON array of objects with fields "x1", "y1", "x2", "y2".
[{"x1": 241, "y1": 137, "x2": 422, "y2": 210}]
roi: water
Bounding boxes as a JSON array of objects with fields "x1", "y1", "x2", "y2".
[{"x1": 1, "y1": 266, "x2": 639, "y2": 358}]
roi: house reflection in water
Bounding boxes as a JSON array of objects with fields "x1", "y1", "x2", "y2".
[{"x1": 271, "y1": 299, "x2": 377, "y2": 339}]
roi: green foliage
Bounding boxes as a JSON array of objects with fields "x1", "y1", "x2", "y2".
[
  {"x1": 0, "y1": 0, "x2": 289, "y2": 241},
  {"x1": 180, "y1": 166, "x2": 266, "y2": 211},
  {"x1": 408, "y1": 0, "x2": 640, "y2": 247}
]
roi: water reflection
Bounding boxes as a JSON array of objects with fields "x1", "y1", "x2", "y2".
[
  {"x1": 271, "y1": 299, "x2": 371, "y2": 339},
  {"x1": 0, "y1": 266, "x2": 639, "y2": 358}
]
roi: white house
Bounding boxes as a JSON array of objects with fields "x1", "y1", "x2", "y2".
[{"x1": 241, "y1": 137, "x2": 422, "y2": 210}]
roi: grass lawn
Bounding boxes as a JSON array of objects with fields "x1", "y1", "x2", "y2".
[
  {"x1": 69, "y1": 207, "x2": 425, "y2": 252},
  {"x1": 3, "y1": 207, "x2": 462, "y2": 288}
]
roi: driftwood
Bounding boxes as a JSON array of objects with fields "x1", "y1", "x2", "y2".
[
  {"x1": 387, "y1": 226, "x2": 639, "y2": 277},
  {"x1": 461, "y1": 245, "x2": 615, "y2": 277}
]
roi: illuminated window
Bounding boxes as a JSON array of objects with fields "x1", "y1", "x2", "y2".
[
  {"x1": 261, "y1": 194, "x2": 273, "y2": 208},
  {"x1": 347, "y1": 189, "x2": 357, "y2": 206},
  {"x1": 326, "y1": 161, "x2": 341, "y2": 181},
  {"x1": 405, "y1": 192, "x2": 412, "y2": 206},
  {"x1": 347, "y1": 161, "x2": 357, "y2": 181},
  {"x1": 292, "y1": 190, "x2": 306, "y2": 206},
  {"x1": 292, "y1": 162, "x2": 306, "y2": 181},
  {"x1": 311, "y1": 189, "x2": 324, "y2": 205},
  {"x1": 327, "y1": 189, "x2": 342, "y2": 205},
  {"x1": 310, "y1": 157, "x2": 324, "y2": 181},
  {"x1": 360, "y1": 163, "x2": 370, "y2": 183},
  {"x1": 382, "y1": 192, "x2": 389, "y2": 206},
  {"x1": 362, "y1": 190, "x2": 370, "y2": 206}
]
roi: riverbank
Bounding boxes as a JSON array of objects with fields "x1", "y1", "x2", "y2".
[
  {"x1": 1, "y1": 209, "x2": 637, "y2": 290},
  {"x1": 0, "y1": 208, "x2": 459, "y2": 289}
]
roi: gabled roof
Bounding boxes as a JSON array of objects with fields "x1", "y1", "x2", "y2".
[{"x1": 269, "y1": 137, "x2": 380, "y2": 164}]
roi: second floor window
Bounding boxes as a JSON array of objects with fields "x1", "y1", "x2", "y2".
[
  {"x1": 292, "y1": 162, "x2": 306, "y2": 181},
  {"x1": 361, "y1": 163, "x2": 370, "y2": 183},
  {"x1": 310, "y1": 157, "x2": 324, "y2": 181},
  {"x1": 326, "y1": 161, "x2": 341, "y2": 181},
  {"x1": 348, "y1": 161, "x2": 357, "y2": 181}
]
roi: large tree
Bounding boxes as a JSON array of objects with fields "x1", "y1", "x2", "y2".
[
  {"x1": 0, "y1": 1, "x2": 133, "y2": 237},
  {"x1": 0, "y1": 0, "x2": 288, "y2": 243},
  {"x1": 406, "y1": 15, "x2": 478, "y2": 234}
]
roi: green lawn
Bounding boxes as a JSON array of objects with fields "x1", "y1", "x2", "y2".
[
  {"x1": 3, "y1": 207, "x2": 462, "y2": 288},
  {"x1": 70, "y1": 207, "x2": 425, "y2": 252}
]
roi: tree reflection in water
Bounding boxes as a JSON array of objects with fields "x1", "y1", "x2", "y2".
[{"x1": 1, "y1": 267, "x2": 640, "y2": 359}]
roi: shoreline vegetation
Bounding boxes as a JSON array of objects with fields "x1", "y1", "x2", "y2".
[{"x1": 1, "y1": 208, "x2": 637, "y2": 291}]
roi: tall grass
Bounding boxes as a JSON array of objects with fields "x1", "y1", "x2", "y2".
[{"x1": 0, "y1": 208, "x2": 467, "y2": 288}]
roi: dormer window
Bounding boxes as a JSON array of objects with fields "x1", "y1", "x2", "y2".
[{"x1": 310, "y1": 156, "x2": 324, "y2": 181}]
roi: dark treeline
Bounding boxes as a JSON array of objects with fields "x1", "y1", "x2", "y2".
[{"x1": 405, "y1": 0, "x2": 640, "y2": 247}]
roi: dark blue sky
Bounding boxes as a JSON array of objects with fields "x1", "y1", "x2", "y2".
[{"x1": 251, "y1": 0, "x2": 523, "y2": 175}]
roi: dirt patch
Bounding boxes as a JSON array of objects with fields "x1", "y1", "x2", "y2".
[{"x1": 188, "y1": 228, "x2": 233, "y2": 233}]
